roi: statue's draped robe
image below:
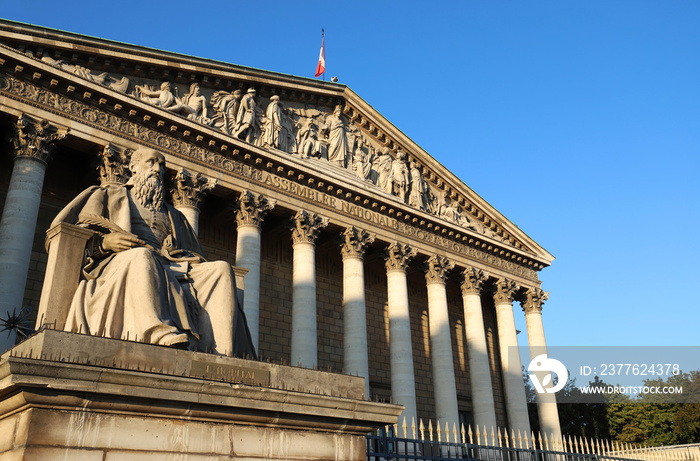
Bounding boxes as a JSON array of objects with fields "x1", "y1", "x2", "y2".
[
  {"x1": 52, "y1": 185, "x2": 255, "y2": 357},
  {"x1": 327, "y1": 114, "x2": 348, "y2": 168}
]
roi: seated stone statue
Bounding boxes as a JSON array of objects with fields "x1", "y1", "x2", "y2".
[{"x1": 51, "y1": 148, "x2": 255, "y2": 357}]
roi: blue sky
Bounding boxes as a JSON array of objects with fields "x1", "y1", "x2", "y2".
[{"x1": 3, "y1": 2, "x2": 698, "y2": 361}]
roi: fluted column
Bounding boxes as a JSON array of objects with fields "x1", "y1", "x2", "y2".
[
  {"x1": 171, "y1": 168, "x2": 216, "y2": 235},
  {"x1": 385, "y1": 242, "x2": 418, "y2": 424},
  {"x1": 0, "y1": 114, "x2": 68, "y2": 352},
  {"x1": 425, "y1": 255, "x2": 459, "y2": 429},
  {"x1": 523, "y1": 287, "x2": 561, "y2": 440},
  {"x1": 340, "y1": 226, "x2": 375, "y2": 398},
  {"x1": 290, "y1": 210, "x2": 328, "y2": 368},
  {"x1": 494, "y1": 278, "x2": 531, "y2": 434},
  {"x1": 234, "y1": 191, "x2": 276, "y2": 352},
  {"x1": 461, "y1": 267, "x2": 498, "y2": 431}
]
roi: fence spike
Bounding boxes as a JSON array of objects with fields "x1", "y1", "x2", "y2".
[
  {"x1": 543, "y1": 432, "x2": 549, "y2": 451},
  {"x1": 428, "y1": 419, "x2": 433, "y2": 442},
  {"x1": 437, "y1": 420, "x2": 442, "y2": 443},
  {"x1": 531, "y1": 432, "x2": 536, "y2": 451},
  {"x1": 511, "y1": 429, "x2": 516, "y2": 449},
  {"x1": 491, "y1": 426, "x2": 496, "y2": 446},
  {"x1": 518, "y1": 429, "x2": 523, "y2": 449},
  {"x1": 461, "y1": 423, "x2": 466, "y2": 445},
  {"x1": 419, "y1": 418, "x2": 425, "y2": 441},
  {"x1": 453, "y1": 423, "x2": 458, "y2": 445},
  {"x1": 445, "y1": 422, "x2": 450, "y2": 444},
  {"x1": 567, "y1": 435, "x2": 573, "y2": 453},
  {"x1": 504, "y1": 428, "x2": 510, "y2": 448},
  {"x1": 402, "y1": 417, "x2": 407, "y2": 438},
  {"x1": 538, "y1": 432, "x2": 544, "y2": 451},
  {"x1": 468, "y1": 424, "x2": 473, "y2": 444},
  {"x1": 476, "y1": 425, "x2": 481, "y2": 445},
  {"x1": 497, "y1": 427, "x2": 503, "y2": 447},
  {"x1": 412, "y1": 417, "x2": 416, "y2": 440}
]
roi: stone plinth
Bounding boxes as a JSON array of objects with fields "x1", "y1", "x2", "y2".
[{"x1": 0, "y1": 330, "x2": 402, "y2": 460}]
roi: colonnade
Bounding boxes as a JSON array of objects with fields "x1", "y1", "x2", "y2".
[{"x1": 0, "y1": 117, "x2": 560, "y2": 440}]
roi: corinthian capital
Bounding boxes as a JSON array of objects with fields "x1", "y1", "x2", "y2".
[
  {"x1": 522, "y1": 287, "x2": 548, "y2": 314},
  {"x1": 98, "y1": 143, "x2": 131, "y2": 185},
  {"x1": 340, "y1": 226, "x2": 375, "y2": 260},
  {"x1": 12, "y1": 113, "x2": 69, "y2": 164},
  {"x1": 493, "y1": 278, "x2": 519, "y2": 304},
  {"x1": 461, "y1": 266, "x2": 489, "y2": 295},
  {"x1": 291, "y1": 210, "x2": 329, "y2": 244},
  {"x1": 171, "y1": 168, "x2": 216, "y2": 208},
  {"x1": 424, "y1": 255, "x2": 454, "y2": 284},
  {"x1": 384, "y1": 241, "x2": 417, "y2": 272},
  {"x1": 235, "y1": 190, "x2": 276, "y2": 228}
]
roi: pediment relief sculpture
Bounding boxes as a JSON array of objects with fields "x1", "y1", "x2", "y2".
[
  {"x1": 41, "y1": 56, "x2": 130, "y2": 93},
  {"x1": 21, "y1": 46, "x2": 525, "y2": 250}
]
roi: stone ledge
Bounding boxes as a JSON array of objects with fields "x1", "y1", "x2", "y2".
[{"x1": 0, "y1": 330, "x2": 402, "y2": 434}]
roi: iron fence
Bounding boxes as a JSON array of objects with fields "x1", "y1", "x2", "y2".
[{"x1": 366, "y1": 431, "x2": 643, "y2": 461}]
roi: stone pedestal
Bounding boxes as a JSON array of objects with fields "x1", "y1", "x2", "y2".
[{"x1": 0, "y1": 330, "x2": 402, "y2": 460}]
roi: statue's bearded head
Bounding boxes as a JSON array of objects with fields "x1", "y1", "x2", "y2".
[{"x1": 129, "y1": 148, "x2": 165, "y2": 210}]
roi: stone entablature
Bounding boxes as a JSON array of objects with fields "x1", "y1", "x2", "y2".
[
  {"x1": 0, "y1": 23, "x2": 552, "y2": 258},
  {"x1": 0, "y1": 69, "x2": 544, "y2": 281},
  {"x1": 0, "y1": 35, "x2": 549, "y2": 283}
]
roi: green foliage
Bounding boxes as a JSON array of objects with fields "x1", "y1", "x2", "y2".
[{"x1": 553, "y1": 370, "x2": 700, "y2": 445}]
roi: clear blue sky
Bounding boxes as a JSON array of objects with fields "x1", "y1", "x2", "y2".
[{"x1": 3, "y1": 2, "x2": 699, "y2": 358}]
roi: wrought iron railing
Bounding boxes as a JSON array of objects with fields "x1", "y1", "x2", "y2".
[{"x1": 366, "y1": 421, "x2": 693, "y2": 461}]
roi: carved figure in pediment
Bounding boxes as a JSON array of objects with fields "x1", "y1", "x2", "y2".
[
  {"x1": 408, "y1": 161, "x2": 432, "y2": 212},
  {"x1": 325, "y1": 105, "x2": 349, "y2": 168},
  {"x1": 211, "y1": 89, "x2": 242, "y2": 135},
  {"x1": 136, "y1": 82, "x2": 196, "y2": 117},
  {"x1": 181, "y1": 83, "x2": 211, "y2": 125},
  {"x1": 234, "y1": 88, "x2": 260, "y2": 144},
  {"x1": 372, "y1": 147, "x2": 394, "y2": 194},
  {"x1": 263, "y1": 95, "x2": 282, "y2": 149},
  {"x1": 297, "y1": 118, "x2": 323, "y2": 159},
  {"x1": 42, "y1": 56, "x2": 130, "y2": 93},
  {"x1": 390, "y1": 151, "x2": 410, "y2": 203},
  {"x1": 279, "y1": 104, "x2": 297, "y2": 154},
  {"x1": 353, "y1": 143, "x2": 375, "y2": 182}
]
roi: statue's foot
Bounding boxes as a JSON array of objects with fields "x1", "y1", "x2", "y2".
[{"x1": 162, "y1": 332, "x2": 190, "y2": 350}]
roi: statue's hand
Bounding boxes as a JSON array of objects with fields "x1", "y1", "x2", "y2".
[{"x1": 101, "y1": 232, "x2": 146, "y2": 253}]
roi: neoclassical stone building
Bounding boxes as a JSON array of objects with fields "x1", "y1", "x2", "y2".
[{"x1": 0, "y1": 20, "x2": 560, "y2": 439}]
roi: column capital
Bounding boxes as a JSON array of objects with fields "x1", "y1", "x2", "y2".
[
  {"x1": 522, "y1": 287, "x2": 548, "y2": 314},
  {"x1": 384, "y1": 241, "x2": 416, "y2": 272},
  {"x1": 170, "y1": 168, "x2": 216, "y2": 209},
  {"x1": 424, "y1": 255, "x2": 454, "y2": 285},
  {"x1": 98, "y1": 143, "x2": 131, "y2": 186},
  {"x1": 340, "y1": 226, "x2": 375, "y2": 260},
  {"x1": 291, "y1": 210, "x2": 329, "y2": 244},
  {"x1": 461, "y1": 266, "x2": 489, "y2": 295},
  {"x1": 235, "y1": 190, "x2": 276, "y2": 228},
  {"x1": 493, "y1": 278, "x2": 519, "y2": 304},
  {"x1": 12, "y1": 113, "x2": 68, "y2": 165}
]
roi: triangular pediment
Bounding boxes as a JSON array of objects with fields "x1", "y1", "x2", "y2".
[{"x1": 0, "y1": 19, "x2": 553, "y2": 270}]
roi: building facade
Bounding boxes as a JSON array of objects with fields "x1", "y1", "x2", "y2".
[{"x1": 0, "y1": 20, "x2": 560, "y2": 439}]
